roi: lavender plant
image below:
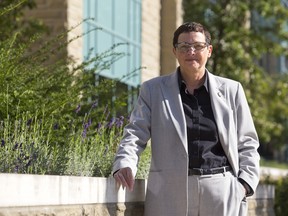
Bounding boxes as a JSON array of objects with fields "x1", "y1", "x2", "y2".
[
  {"x1": 0, "y1": 111, "x2": 66, "y2": 174},
  {"x1": 0, "y1": 104, "x2": 151, "y2": 178},
  {"x1": 65, "y1": 102, "x2": 150, "y2": 178}
]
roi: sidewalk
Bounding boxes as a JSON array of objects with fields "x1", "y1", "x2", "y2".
[{"x1": 260, "y1": 166, "x2": 288, "y2": 180}]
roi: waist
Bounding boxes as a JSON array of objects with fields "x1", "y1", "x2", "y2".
[{"x1": 188, "y1": 166, "x2": 232, "y2": 176}]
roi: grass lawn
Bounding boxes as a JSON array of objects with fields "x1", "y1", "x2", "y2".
[{"x1": 260, "y1": 157, "x2": 288, "y2": 170}]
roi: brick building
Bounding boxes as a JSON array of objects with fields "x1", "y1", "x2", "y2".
[{"x1": 25, "y1": 0, "x2": 183, "y2": 89}]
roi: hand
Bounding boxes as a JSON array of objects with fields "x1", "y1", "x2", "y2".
[
  {"x1": 242, "y1": 185, "x2": 247, "y2": 196},
  {"x1": 114, "y1": 167, "x2": 135, "y2": 192}
]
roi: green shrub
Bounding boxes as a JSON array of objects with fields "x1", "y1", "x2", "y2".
[
  {"x1": 0, "y1": 104, "x2": 151, "y2": 178},
  {"x1": 0, "y1": 110, "x2": 66, "y2": 174},
  {"x1": 261, "y1": 174, "x2": 288, "y2": 216},
  {"x1": 274, "y1": 176, "x2": 288, "y2": 216},
  {"x1": 0, "y1": 1, "x2": 151, "y2": 178}
]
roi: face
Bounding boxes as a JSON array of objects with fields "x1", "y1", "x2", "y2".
[{"x1": 173, "y1": 31, "x2": 212, "y2": 73}]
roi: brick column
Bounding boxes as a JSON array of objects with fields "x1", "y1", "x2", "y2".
[{"x1": 160, "y1": 0, "x2": 183, "y2": 75}]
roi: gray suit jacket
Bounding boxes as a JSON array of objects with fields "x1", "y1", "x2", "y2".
[{"x1": 113, "y1": 70, "x2": 260, "y2": 216}]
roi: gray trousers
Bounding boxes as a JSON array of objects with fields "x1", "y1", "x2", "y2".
[{"x1": 188, "y1": 171, "x2": 248, "y2": 216}]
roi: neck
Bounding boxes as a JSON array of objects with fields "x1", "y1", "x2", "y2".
[{"x1": 180, "y1": 68, "x2": 205, "y2": 92}]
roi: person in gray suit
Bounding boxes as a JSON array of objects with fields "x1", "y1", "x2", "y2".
[{"x1": 113, "y1": 22, "x2": 260, "y2": 216}]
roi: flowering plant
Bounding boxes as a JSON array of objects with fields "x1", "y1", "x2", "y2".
[{"x1": 0, "y1": 104, "x2": 151, "y2": 178}]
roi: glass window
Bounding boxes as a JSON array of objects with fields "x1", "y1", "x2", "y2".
[{"x1": 83, "y1": 0, "x2": 142, "y2": 87}]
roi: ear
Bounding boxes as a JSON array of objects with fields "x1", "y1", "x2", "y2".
[
  {"x1": 173, "y1": 47, "x2": 177, "y2": 56},
  {"x1": 207, "y1": 45, "x2": 213, "y2": 58}
]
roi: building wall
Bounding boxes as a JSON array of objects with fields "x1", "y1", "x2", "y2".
[
  {"x1": 141, "y1": 0, "x2": 183, "y2": 81},
  {"x1": 24, "y1": 0, "x2": 183, "y2": 83},
  {"x1": 26, "y1": 0, "x2": 67, "y2": 33},
  {"x1": 160, "y1": 0, "x2": 183, "y2": 76},
  {"x1": 141, "y1": 0, "x2": 162, "y2": 82},
  {"x1": 24, "y1": 0, "x2": 68, "y2": 61},
  {"x1": 67, "y1": 0, "x2": 83, "y2": 64}
]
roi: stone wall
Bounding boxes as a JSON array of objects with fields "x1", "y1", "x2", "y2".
[{"x1": 0, "y1": 173, "x2": 276, "y2": 216}]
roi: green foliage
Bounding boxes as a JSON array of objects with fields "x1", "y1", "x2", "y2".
[
  {"x1": 0, "y1": 1, "x2": 151, "y2": 178},
  {"x1": 64, "y1": 106, "x2": 128, "y2": 177},
  {"x1": 0, "y1": 38, "x2": 150, "y2": 176},
  {"x1": 0, "y1": 107, "x2": 151, "y2": 178},
  {"x1": 260, "y1": 157, "x2": 288, "y2": 170},
  {"x1": 260, "y1": 171, "x2": 288, "y2": 216},
  {"x1": 136, "y1": 144, "x2": 151, "y2": 179},
  {"x1": 183, "y1": 0, "x2": 288, "y2": 153},
  {"x1": 274, "y1": 176, "x2": 288, "y2": 216},
  {"x1": 0, "y1": 19, "x2": 135, "y2": 125},
  {"x1": 0, "y1": 0, "x2": 47, "y2": 42},
  {"x1": 0, "y1": 111, "x2": 65, "y2": 174}
]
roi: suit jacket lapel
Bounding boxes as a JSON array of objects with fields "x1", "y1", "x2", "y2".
[
  {"x1": 208, "y1": 72, "x2": 231, "y2": 154},
  {"x1": 160, "y1": 72, "x2": 188, "y2": 152},
  {"x1": 208, "y1": 72, "x2": 239, "y2": 174}
]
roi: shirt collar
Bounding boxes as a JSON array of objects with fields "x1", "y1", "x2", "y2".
[{"x1": 177, "y1": 67, "x2": 209, "y2": 92}]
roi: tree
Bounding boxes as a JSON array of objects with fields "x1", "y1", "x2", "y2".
[{"x1": 183, "y1": 0, "x2": 288, "y2": 159}]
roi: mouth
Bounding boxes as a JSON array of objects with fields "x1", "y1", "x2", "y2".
[{"x1": 186, "y1": 58, "x2": 197, "y2": 62}]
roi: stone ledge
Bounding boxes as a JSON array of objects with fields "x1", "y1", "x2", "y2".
[
  {"x1": 0, "y1": 174, "x2": 146, "y2": 207},
  {"x1": 260, "y1": 166, "x2": 288, "y2": 180},
  {"x1": 0, "y1": 173, "x2": 275, "y2": 216}
]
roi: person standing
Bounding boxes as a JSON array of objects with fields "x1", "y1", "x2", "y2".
[{"x1": 113, "y1": 21, "x2": 260, "y2": 216}]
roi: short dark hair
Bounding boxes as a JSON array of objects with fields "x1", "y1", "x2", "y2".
[{"x1": 173, "y1": 22, "x2": 211, "y2": 48}]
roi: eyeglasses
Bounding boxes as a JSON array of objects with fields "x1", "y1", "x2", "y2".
[{"x1": 175, "y1": 42, "x2": 208, "y2": 53}]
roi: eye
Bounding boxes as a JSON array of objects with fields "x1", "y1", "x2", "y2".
[
  {"x1": 194, "y1": 44, "x2": 206, "y2": 50},
  {"x1": 178, "y1": 45, "x2": 190, "y2": 52}
]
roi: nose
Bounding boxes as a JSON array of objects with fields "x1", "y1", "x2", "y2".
[{"x1": 187, "y1": 46, "x2": 196, "y2": 54}]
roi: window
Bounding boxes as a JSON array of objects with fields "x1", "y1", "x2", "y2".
[
  {"x1": 83, "y1": 0, "x2": 142, "y2": 113},
  {"x1": 83, "y1": 0, "x2": 142, "y2": 114}
]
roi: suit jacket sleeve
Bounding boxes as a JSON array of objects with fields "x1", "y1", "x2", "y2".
[{"x1": 235, "y1": 83, "x2": 260, "y2": 196}]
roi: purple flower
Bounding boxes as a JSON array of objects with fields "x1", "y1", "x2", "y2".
[
  {"x1": 106, "y1": 117, "x2": 115, "y2": 129},
  {"x1": 96, "y1": 122, "x2": 102, "y2": 129},
  {"x1": 115, "y1": 116, "x2": 124, "y2": 128},
  {"x1": 75, "y1": 104, "x2": 81, "y2": 113},
  {"x1": 13, "y1": 143, "x2": 19, "y2": 151},
  {"x1": 53, "y1": 123, "x2": 59, "y2": 130},
  {"x1": 82, "y1": 119, "x2": 92, "y2": 138},
  {"x1": 83, "y1": 118, "x2": 92, "y2": 130},
  {"x1": 26, "y1": 159, "x2": 32, "y2": 168},
  {"x1": 82, "y1": 128, "x2": 87, "y2": 138},
  {"x1": 26, "y1": 118, "x2": 32, "y2": 126},
  {"x1": 95, "y1": 122, "x2": 103, "y2": 134},
  {"x1": 14, "y1": 165, "x2": 19, "y2": 173},
  {"x1": 91, "y1": 100, "x2": 98, "y2": 109},
  {"x1": 1, "y1": 139, "x2": 5, "y2": 147}
]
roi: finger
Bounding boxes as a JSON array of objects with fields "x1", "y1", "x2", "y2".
[
  {"x1": 118, "y1": 172, "x2": 130, "y2": 189},
  {"x1": 126, "y1": 169, "x2": 135, "y2": 191},
  {"x1": 115, "y1": 171, "x2": 127, "y2": 186},
  {"x1": 114, "y1": 173, "x2": 124, "y2": 189},
  {"x1": 122, "y1": 168, "x2": 134, "y2": 191},
  {"x1": 114, "y1": 168, "x2": 134, "y2": 191}
]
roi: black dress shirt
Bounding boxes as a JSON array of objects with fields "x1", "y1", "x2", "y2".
[{"x1": 178, "y1": 70, "x2": 230, "y2": 169}]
